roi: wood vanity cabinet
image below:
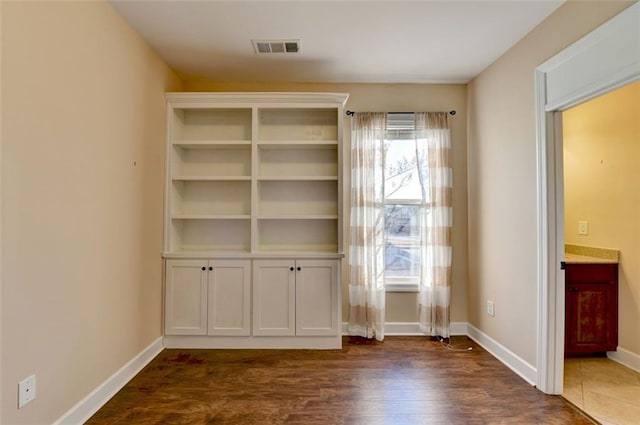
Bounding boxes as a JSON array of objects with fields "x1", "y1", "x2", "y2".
[{"x1": 564, "y1": 263, "x2": 618, "y2": 356}]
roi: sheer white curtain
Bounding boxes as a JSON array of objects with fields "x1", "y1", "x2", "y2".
[
  {"x1": 348, "y1": 111, "x2": 452, "y2": 340},
  {"x1": 416, "y1": 112, "x2": 453, "y2": 338},
  {"x1": 348, "y1": 112, "x2": 386, "y2": 340}
]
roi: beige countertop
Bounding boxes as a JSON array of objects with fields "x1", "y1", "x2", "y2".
[
  {"x1": 564, "y1": 244, "x2": 619, "y2": 264},
  {"x1": 564, "y1": 252, "x2": 618, "y2": 264}
]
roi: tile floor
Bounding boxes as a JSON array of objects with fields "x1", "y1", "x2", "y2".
[{"x1": 564, "y1": 357, "x2": 640, "y2": 425}]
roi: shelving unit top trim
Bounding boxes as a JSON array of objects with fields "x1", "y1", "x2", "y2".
[{"x1": 165, "y1": 92, "x2": 349, "y2": 106}]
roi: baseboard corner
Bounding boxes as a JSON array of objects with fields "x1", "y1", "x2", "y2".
[
  {"x1": 52, "y1": 337, "x2": 164, "y2": 425},
  {"x1": 607, "y1": 347, "x2": 640, "y2": 373},
  {"x1": 466, "y1": 324, "x2": 537, "y2": 386}
]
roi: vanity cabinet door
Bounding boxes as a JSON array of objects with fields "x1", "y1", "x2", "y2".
[{"x1": 565, "y1": 263, "x2": 618, "y2": 356}]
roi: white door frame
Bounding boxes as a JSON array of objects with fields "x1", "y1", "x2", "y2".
[{"x1": 534, "y1": 2, "x2": 640, "y2": 394}]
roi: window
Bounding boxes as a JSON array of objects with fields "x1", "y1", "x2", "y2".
[{"x1": 384, "y1": 114, "x2": 427, "y2": 292}]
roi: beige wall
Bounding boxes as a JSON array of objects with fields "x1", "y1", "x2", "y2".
[
  {"x1": 186, "y1": 81, "x2": 469, "y2": 325},
  {"x1": 1, "y1": 2, "x2": 181, "y2": 423},
  {"x1": 563, "y1": 81, "x2": 640, "y2": 356},
  {"x1": 0, "y1": 0, "x2": 3, "y2": 420},
  {"x1": 467, "y1": 1, "x2": 634, "y2": 366}
]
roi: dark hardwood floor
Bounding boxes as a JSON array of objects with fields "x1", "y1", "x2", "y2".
[{"x1": 87, "y1": 336, "x2": 593, "y2": 424}]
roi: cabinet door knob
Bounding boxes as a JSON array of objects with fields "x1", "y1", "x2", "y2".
[
  {"x1": 297, "y1": 266, "x2": 301, "y2": 271},
  {"x1": 290, "y1": 266, "x2": 294, "y2": 271},
  {"x1": 201, "y1": 266, "x2": 206, "y2": 271},
  {"x1": 208, "y1": 266, "x2": 213, "y2": 271},
  {"x1": 569, "y1": 287, "x2": 578, "y2": 292}
]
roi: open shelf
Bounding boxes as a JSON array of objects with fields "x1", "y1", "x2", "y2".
[
  {"x1": 172, "y1": 144, "x2": 250, "y2": 179},
  {"x1": 171, "y1": 219, "x2": 251, "y2": 253},
  {"x1": 172, "y1": 108, "x2": 252, "y2": 141},
  {"x1": 258, "y1": 180, "x2": 338, "y2": 216},
  {"x1": 164, "y1": 93, "x2": 347, "y2": 257},
  {"x1": 257, "y1": 219, "x2": 338, "y2": 253},
  {"x1": 172, "y1": 180, "x2": 251, "y2": 216},
  {"x1": 258, "y1": 108, "x2": 338, "y2": 141},
  {"x1": 258, "y1": 145, "x2": 337, "y2": 178}
]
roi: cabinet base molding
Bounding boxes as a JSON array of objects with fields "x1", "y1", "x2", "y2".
[{"x1": 163, "y1": 335, "x2": 342, "y2": 350}]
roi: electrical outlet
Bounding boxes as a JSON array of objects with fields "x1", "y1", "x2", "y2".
[
  {"x1": 487, "y1": 300, "x2": 495, "y2": 317},
  {"x1": 18, "y1": 375, "x2": 36, "y2": 408}
]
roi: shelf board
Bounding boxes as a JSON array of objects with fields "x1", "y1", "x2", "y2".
[
  {"x1": 257, "y1": 176, "x2": 338, "y2": 181},
  {"x1": 166, "y1": 248, "x2": 252, "y2": 258},
  {"x1": 257, "y1": 140, "x2": 338, "y2": 149},
  {"x1": 255, "y1": 246, "x2": 340, "y2": 254},
  {"x1": 172, "y1": 214, "x2": 251, "y2": 220},
  {"x1": 173, "y1": 176, "x2": 251, "y2": 181},
  {"x1": 162, "y1": 251, "x2": 344, "y2": 259},
  {"x1": 258, "y1": 215, "x2": 338, "y2": 220},
  {"x1": 173, "y1": 140, "x2": 251, "y2": 149}
]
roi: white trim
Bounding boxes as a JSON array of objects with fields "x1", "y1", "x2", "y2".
[
  {"x1": 163, "y1": 335, "x2": 341, "y2": 349},
  {"x1": 535, "y1": 2, "x2": 640, "y2": 396},
  {"x1": 608, "y1": 348, "x2": 640, "y2": 374},
  {"x1": 449, "y1": 322, "x2": 468, "y2": 336},
  {"x1": 385, "y1": 283, "x2": 419, "y2": 293},
  {"x1": 341, "y1": 321, "x2": 468, "y2": 336},
  {"x1": 166, "y1": 92, "x2": 350, "y2": 106},
  {"x1": 467, "y1": 324, "x2": 537, "y2": 386},
  {"x1": 52, "y1": 337, "x2": 164, "y2": 425}
]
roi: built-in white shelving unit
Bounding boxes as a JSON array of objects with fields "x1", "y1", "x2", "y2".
[{"x1": 163, "y1": 93, "x2": 348, "y2": 349}]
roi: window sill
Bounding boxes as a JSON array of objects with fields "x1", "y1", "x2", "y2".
[{"x1": 385, "y1": 283, "x2": 419, "y2": 293}]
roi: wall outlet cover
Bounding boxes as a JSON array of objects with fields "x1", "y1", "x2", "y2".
[{"x1": 18, "y1": 375, "x2": 36, "y2": 408}]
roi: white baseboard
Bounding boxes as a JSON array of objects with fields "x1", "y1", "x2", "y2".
[
  {"x1": 164, "y1": 335, "x2": 341, "y2": 349},
  {"x1": 466, "y1": 324, "x2": 537, "y2": 386},
  {"x1": 53, "y1": 337, "x2": 164, "y2": 425},
  {"x1": 341, "y1": 321, "x2": 468, "y2": 336},
  {"x1": 608, "y1": 347, "x2": 640, "y2": 373}
]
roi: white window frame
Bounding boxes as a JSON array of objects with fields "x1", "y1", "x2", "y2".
[{"x1": 383, "y1": 131, "x2": 424, "y2": 293}]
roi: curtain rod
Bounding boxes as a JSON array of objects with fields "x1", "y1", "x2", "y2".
[{"x1": 345, "y1": 110, "x2": 456, "y2": 116}]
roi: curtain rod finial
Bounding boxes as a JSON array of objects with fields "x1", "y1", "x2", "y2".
[{"x1": 449, "y1": 110, "x2": 456, "y2": 116}]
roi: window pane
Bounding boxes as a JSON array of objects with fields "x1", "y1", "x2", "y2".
[
  {"x1": 385, "y1": 205, "x2": 421, "y2": 277},
  {"x1": 384, "y1": 139, "x2": 423, "y2": 200},
  {"x1": 385, "y1": 245, "x2": 420, "y2": 277}
]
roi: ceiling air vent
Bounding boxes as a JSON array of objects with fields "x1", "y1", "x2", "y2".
[{"x1": 252, "y1": 39, "x2": 300, "y2": 54}]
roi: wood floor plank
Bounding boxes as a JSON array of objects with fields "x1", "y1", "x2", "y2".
[{"x1": 86, "y1": 336, "x2": 594, "y2": 424}]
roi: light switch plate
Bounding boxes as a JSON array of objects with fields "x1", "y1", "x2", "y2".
[
  {"x1": 487, "y1": 300, "x2": 495, "y2": 317},
  {"x1": 578, "y1": 221, "x2": 589, "y2": 235}
]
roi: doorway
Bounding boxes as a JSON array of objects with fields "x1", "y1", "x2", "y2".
[
  {"x1": 560, "y1": 82, "x2": 640, "y2": 424},
  {"x1": 534, "y1": 1, "x2": 639, "y2": 396}
]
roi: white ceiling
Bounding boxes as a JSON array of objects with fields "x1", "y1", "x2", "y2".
[{"x1": 109, "y1": 0, "x2": 564, "y2": 84}]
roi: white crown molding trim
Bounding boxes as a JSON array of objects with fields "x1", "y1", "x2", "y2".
[
  {"x1": 52, "y1": 337, "x2": 164, "y2": 425},
  {"x1": 608, "y1": 347, "x2": 640, "y2": 374},
  {"x1": 467, "y1": 324, "x2": 537, "y2": 386},
  {"x1": 341, "y1": 322, "x2": 468, "y2": 336}
]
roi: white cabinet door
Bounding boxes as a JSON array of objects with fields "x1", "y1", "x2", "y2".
[
  {"x1": 165, "y1": 259, "x2": 208, "y2": 335},
  {"x1": 207, "y1": 260, "x2": 251, "y2": 336},
  {"x1": 295, "y1": 259, "x2": 339, "y2": 336},
  {"x1": 253, "y1": 260, "x2": 296, "y2": 336}
]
